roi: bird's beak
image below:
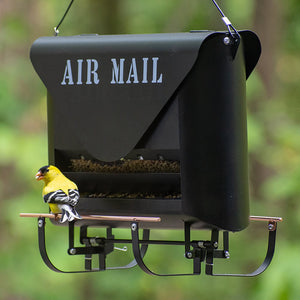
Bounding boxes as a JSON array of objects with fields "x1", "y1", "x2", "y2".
[{"x1": 35, "y1": 171, "x2": 43, "y2": 181}]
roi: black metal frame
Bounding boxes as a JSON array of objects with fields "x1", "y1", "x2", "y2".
[
  {"x1": 37, "y1": 217, "x2": 278, "y2": 276},
  {"x1": 38, "y1": 217, "x2": 150, "y2": 273}
]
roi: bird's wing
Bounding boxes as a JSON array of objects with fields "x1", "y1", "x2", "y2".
[
  {"x1": 43, "y1": 189, "x2": 79, "y2": 207},
  {"x1": 68, "y1": 189, "x2": 80, "y2": 206}
]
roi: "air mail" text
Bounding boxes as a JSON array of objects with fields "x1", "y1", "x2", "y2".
[{"x1": 60, "y1": 57, "x2": 163, "y2": 85}]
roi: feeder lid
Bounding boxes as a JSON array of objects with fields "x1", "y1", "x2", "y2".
[{"x1": 30, "y1": 31, "x2": 260, "y2": 162}]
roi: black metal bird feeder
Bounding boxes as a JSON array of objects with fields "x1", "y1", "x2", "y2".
[{"x1": 25, "y1": 3, "x2": 282, "y2": 276}]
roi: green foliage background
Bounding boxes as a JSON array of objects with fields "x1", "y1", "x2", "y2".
[{"x1": 0, "y1": 0, "x2": 299, "y2": 299}]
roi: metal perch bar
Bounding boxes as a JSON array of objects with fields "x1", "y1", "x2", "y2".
[
  {"x1": 20, "y1": 213, "x2": 282, "y2": 223},
  {"x1": 249, "y1": 216, "x2": 283, "y2": 222},
  {"x1": 19, "y1": 213, "x2": 161, "y2": 223}
]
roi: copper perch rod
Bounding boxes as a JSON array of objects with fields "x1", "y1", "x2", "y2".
[
  {"x1": 249, "y1": 216, "x2": 283, "y2": 222},
  {"x1": 19, "y1": 213, "x2": 161, "y2": 223},
  {"x1": 20, "y1": 214, "x2": 282, "y2": 223}
]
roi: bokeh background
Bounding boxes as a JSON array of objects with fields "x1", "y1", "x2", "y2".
[{"x1": 0, "y1": 0, "x2": 299, "y2": 299}]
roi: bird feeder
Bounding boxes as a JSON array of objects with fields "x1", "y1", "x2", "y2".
[{"x1": 22, "y1": 27, "x2": 283, "y2": 276}]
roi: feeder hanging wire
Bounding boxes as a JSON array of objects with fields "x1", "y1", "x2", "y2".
[
  {"x1": 53, "y1": 0, "x2": 239, "y2": 37},
  {"x1": 211, "y1": 0, "x2": 240, "y2": 38},
  {"x1": 54, "y1": 0, "x2": 74, "y2": 36}
]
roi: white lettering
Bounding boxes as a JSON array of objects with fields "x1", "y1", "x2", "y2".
[
  {"x1": 61, "y1": 59, "x2": 74, "y2": 85},
  {"x1": 111, "y1": 58, "x2": 125, "y2": 84},
  {"x1": 76, "y1": 59, "x2": 83, "y2": 85},
  {"x1": 152, "y1": 57, "x2": 163, "y2": 83},
  {"x1": 126, "y1": 58, "x2": 139, "y2": 84},
  {"x1": 61, "y1": 57, "x2": 163, "y2": 86},
  {"x1": 142, "y1": 57, "x2": 148, "y2": 83},
  {"x1": 86, "y1": 59, "x2": 100, "y2": 85}
]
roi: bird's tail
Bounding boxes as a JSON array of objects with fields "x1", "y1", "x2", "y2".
[{"x1": 59, "y1": 204, "x2": 81, "y2": 223}]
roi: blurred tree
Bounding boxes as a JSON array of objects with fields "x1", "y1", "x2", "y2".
[
  {"x1": 254, "y1": 0, "x2": 282, "y2": 97},
  {"x1": 248, "y1": 0, "x2": 282, "y2": 204},
  {"x1": 86, "y1": 0, "x2": 125, "y2": 34}
]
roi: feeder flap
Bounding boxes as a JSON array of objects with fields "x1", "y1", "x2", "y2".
[{"x1": 30, "y1": 31, "x2": 260, "y2": 162}]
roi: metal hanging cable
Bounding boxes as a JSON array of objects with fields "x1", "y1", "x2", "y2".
[
  {"x1": 211, "y1": 0, "x2": 240, "y2": 38},
  {"x1": 54, "y1": 0, "x2": 75, "y2": 36},
  {"x1": 52, "y1": 0, "x2": 239, "y2": 39}
]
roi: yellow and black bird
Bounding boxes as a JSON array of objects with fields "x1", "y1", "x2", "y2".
[{"x1": 35, "y1": 165, "x2": 81, "y2": 223}]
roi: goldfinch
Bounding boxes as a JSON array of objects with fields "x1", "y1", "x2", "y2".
[{"x1": 35, "y1": 165, "x2": 81, "y2": 223}]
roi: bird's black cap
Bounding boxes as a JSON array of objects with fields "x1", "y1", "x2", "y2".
[{"x1": 38, "y1": 165, "x2": 50, "y2": 174}]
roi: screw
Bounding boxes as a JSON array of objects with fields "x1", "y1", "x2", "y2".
[
  {"x1": 224, "y1": 251, "x2": 230, "y2": 259},
  {"x1": 186, "y1": 252, "x2": 193, "y2": 259},
  {"x1": 38, "y1": 219, "x2": 44, "y2": 228},
  {"x1": 268, "y1": 223, "x2": 275, "y2": 231},
  {"x1": 223, "y1": 36, "x2": 231, "y2": 45},
  {"x1": 131, "y1": 223, "x2": 137, "y2": 231},
  {"x1": 198, "y1": 241, "x2": 204, "y2": 248},
  {"x1": 69, "y1": 248, "x2": 77, "y2": 255}
]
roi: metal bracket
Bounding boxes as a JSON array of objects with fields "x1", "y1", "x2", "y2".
[
  {"x1": 131, "y1": 218, "x2": 281, "y2": 277},
  {"x1": 37, "y1": 217, "x2": 149, "y2": 273},
  {"x1": 131, "y1": 222, "x2": 204, "y2": 276},
  {"x1": 37, "y1": 216, "x2": 281, "y2": 276},
  {"x1": 206, "y1": 220, "x2": 278, "y2": 276}
]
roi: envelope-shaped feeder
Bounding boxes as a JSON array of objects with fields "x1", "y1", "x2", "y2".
[{"x1": 25, "y1": 30, "x2": 282, "y2": 276}]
